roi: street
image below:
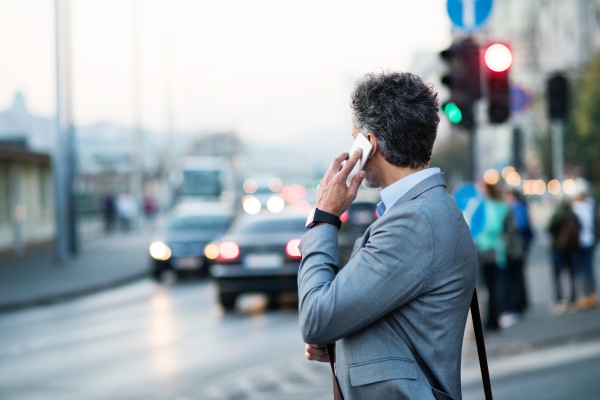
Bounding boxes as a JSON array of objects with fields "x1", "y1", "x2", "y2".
[
  {"x1": 0, "y1": 279, "x2": 331, "y2": 400},
  {"x1": 1, "y1": 277, "x2": 600, "y2": 400}
]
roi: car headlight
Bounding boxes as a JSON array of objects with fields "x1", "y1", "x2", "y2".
[
  {"x1": 150, "y1": 241, "x2": 171, "y2": 260},
  {"x1": 204, "y1": 243, "x2": 219, "y2": 260}
]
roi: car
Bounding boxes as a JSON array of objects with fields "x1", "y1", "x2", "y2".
[
  {"x1": 149, "y1": 202, "x2": 234, "y2": 281},
  {"x1": 338, "y1": 189, "x2": 380, "y2": 265},
  {"x1": 207, "y1": 210, "x2": 308, "y2": 310}
]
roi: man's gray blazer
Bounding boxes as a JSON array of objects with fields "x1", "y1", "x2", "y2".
[{"x1": 298, "y1": 173, "x2": 477, "y2": 400}]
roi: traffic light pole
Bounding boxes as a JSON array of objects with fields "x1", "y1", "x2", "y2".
[
  {"x1": 467, "y1": 112, "x2": 477, "y2": 182},
  {"x1": 552, "y1": 120, "x2": 564, "y2": 182}
]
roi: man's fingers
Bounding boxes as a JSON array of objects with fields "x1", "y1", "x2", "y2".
[
  {"x1": 330, "y1": 152, "x2": 349, "y2": 172},
  {"x1": 348, "y1": 169, "x2": 366, "y2": 194},
  {"x1": 305, "y1": 343, "x2": 330, "y2": 363},
  {"x1": 339, "y1": 148, "x2": 363, "y2": 179}
]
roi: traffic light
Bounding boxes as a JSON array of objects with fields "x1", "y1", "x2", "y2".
[
  {"x1": 547, "y1": 74, "x2": 568, "y2": 120},
  {"x1": 440, "y1": 39, "x2": 480, "y2": 128},
  {"x1": 484, "y1": 43, "x2": 512, "y2": 124}
]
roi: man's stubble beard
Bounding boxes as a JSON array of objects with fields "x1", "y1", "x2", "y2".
[{"x1": 362, "y1": 163, "x2": 380, "y2": 189}]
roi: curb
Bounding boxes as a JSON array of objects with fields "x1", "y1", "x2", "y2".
[
  {"x1": 0, "y1": 271, "x2": 148, "y2": 314},
  {"x1": 463, "y1": 326, "x2": 600, "y2": 359}
]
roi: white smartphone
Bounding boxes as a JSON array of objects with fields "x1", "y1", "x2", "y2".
[{"x1": 342, "y1": 133, "x2": 373, "y2": 184}]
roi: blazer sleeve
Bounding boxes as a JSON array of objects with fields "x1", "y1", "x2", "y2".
[{"x1": 298, "y1": 211, "x2": 434, "y2": 345}]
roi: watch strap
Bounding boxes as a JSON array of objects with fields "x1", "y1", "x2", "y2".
[{"x1": 312, "y1": 208, "x2": 342, "y2": 230}]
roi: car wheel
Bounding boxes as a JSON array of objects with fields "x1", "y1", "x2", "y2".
[
  {"x1": 266, "y1": 293, "x2": 279, "y2": 310},
  {"x1": 219, "y1": 292, "x2": 237, "y2": 310}
]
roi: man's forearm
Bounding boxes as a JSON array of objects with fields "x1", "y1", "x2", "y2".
[{"x1": 298, "y1": 223, "x2": 340, "y2": 344}]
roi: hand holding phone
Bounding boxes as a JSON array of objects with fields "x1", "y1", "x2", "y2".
[{"x1": 342, "y1": 133, "x2": 373, "y2": 184}]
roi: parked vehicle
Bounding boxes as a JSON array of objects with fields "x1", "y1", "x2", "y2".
[
  {"x1": 338, "y1": 189, "x2": 379, "y2": 265},
  {"x1": 208, "y1": 210, "x2": 307, "y2": 310},
  {"x1": 149, "y1": 202, "x2": 233, "y2": 281}
]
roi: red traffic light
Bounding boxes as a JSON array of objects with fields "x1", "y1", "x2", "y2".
[{"x1": 484, "y1": 44, "x2": 512, "y2": 72}]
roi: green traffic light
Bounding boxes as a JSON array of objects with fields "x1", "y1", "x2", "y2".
[{"x1": 444, "y1": 102, "x2": 462, "y2": 124}]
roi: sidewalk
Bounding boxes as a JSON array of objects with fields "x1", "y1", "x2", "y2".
[
  {"x1": 0, "y1": 229, "x2": 152, "y2": 312},
  {"x1": 463, "y1": 217, "x2": 600, "y2": 360}
]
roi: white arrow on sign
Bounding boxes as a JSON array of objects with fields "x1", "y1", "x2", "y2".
[{"x1": 463, "y1": 0, "x2": 476, "y2": 29}]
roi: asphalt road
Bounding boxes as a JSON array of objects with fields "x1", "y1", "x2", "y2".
[{"x1": 1, "y1": 279, "x2": 599, "y2": 400}]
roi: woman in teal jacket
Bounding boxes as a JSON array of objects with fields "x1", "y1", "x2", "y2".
[{"x1": 475, "y1": 183, "x2": 510, "y2": 330}]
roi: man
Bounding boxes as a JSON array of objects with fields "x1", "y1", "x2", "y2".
[{"x1": 298, "y1": 71, "x2": 477, "y2": 400}]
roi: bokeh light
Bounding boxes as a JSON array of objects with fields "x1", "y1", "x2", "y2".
[
  {"x1": 268, "y1": 177, "x2": 283, "y2": 192},
  {"x1": 483, "y1": 169, "x2": 500, "y2": 185},
  {"x1": 523, "y1": 180, "x2": 533, "y2": 195},
  {"x1": 548, "y1": 179, "x2": 561, "y2": 195},
  {"x1": 312, "y1": 179, "x2": 321, "y2": 192},
  {"x1": 281, "y1": 185, "x2": 306, "y2": 204},
  {"x1": 294, "y1": 200, "x2": 311, "y2": 215},
  {"x1": 340, "y1": 211, "x2": 349, "y2": 223},
  {"x1": 563, "y1": 179, "x2": 576, "y2": 195},
  {"x1": 502, "y1": 166, "x2": 515, "y2": 180},
  {"x1": 267, "y1": 195, "x2": 285, "y2": 213},
  {"x1": 291, "y1": 176, "x2": 307, "y2": 187},
  {"x1": 218, "y1": 242, "x2": 240, "y2": 259},
  {"x1": 204, "y1": 243, "x2": 219, "y2": 260},
  {"x1": 533, "y1": 180, "x2": 546, "y2": 195},
  {"x1": 242, "y1": 195, "x2": 261, "y2": 214},
  {"x1": 506, "y1": 171, "x2": 521, "y2": 186},
  {"x1": 149, "y1": 242, "x2": 171, "y2": 261},
  {"x1": 484, "y1": 44, "x2": 513, "y2": 72},
  {"x1": 243, "y1": 179, "x2": 258, "y2": 194},
  {"x1": 286, "y1": 239, "x2": 301, "y2": 257}
]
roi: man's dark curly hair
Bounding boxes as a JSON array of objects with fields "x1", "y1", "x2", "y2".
[{"x1": 351, "y1": 71, "x2": 440, "y2": 169}]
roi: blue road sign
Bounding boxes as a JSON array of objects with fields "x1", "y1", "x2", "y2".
[
  {"x1": 447, "y1": 0, "x2": 494, "y2": 33},
  {"x1": 453, "y1": 182, "x2": 485, "y2": 238},
  {"x1": 510, "y1": 86, "x2": 533, "y2": 113}
]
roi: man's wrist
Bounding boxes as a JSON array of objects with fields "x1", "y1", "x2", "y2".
[
  {"x1": 315, "y1": 205, "x2": 341, "y2": 217},
  {"x1": 310, "y1": 222, "x2": 327, "y2": 229},
  {"x1": 306, "y1": 208, "x2": 342, "y2": 229}
]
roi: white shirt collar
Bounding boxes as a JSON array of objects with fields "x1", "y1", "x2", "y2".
[{"x1": 378, "y1": 168, "x2": 441, "y2": 216}]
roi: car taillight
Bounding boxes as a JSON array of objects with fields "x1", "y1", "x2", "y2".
[
  {"x1": 340, "y1": 211, "x2": 349, "y2": 223},
  {"x1": 219, "y1": 242, "x2": 240, "y2": 259},
  {"x1": 286, "y1": 239, "x2": 301, "y2": 257}
]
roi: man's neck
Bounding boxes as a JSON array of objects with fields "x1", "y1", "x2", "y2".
[{"x1": 378, "y1": 164, "x2": 429, "y2": 189}]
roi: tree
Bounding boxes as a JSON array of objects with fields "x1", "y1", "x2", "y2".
[{"x1": 564, "y1": 53, "x2": 600, "y2": 199}]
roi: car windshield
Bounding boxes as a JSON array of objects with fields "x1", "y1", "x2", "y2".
[
  {"x1": 181, "y1": 170, "x2": 221, "y2": 197},
  {"x1": 167, "y1": 215, "x2": 229, "y2": 232},
  {"x1": 238, "y1": 218, "x2": 307, "y2": 235}
]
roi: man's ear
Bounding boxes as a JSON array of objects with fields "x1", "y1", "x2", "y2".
[{"x1": 365, "y1": 133, "x2": 378, "y2": 159}]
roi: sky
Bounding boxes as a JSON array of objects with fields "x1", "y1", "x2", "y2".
[{"x1": 0, "y1": 0, "x2": 452, "y2": 146}]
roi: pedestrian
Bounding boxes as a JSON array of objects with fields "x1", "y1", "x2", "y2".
[
  {"x1": 474, "y1": 183, "x2": 510, "y2": 331},
  {"x1": 572, "y1": 179, "x2": 598, "y2": 310},
  {"x1": 102, "y1": 192, "x2": 116, "y2": 232},
  {"x1": 548, "y1": 200, "x2": 580, "y2": 314},
  {"x1": 299, "y1": 71, "x2": 477, "y2": 400},
  {"x1": 503, "y1": 188, "x2": 533, "y2": 317}
]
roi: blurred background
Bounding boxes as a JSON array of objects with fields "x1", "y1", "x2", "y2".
[{"x1": 1, "y1": 0, "x2": 600, "y2": 399}]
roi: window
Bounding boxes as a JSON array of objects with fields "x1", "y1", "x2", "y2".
[
  {"x1": 167, "y1": 215, "x2": 230, "y2": 232},
  {"x1": 238, "y1": 218, "x2": 307, "y2": 235}
]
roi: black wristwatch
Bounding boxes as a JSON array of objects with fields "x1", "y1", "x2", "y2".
[{"x1": 305, "y1": 208, "x2": 342, "y2": 230}]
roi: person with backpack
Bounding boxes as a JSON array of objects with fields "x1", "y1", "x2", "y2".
[
  {"x1": 501, "y1": 188, "x2": 531, "y2": 325},
  {"x1": 548, "y1": 200, "x2": 580, "y2": 314},
  {"x1": 571, "y1": 179, "x2": 598, "y2": 310}
]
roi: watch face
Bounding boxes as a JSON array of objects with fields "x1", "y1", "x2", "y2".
[{"x1": 305, "y1": 207, "x2": 316, "y2": 228}]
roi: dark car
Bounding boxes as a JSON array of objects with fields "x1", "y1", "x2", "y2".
[
  {"x1": 208, "y1": 211, "x2": 308, "y2": 310},
  {"x1": 149, "y1": 202, "x2": 233, "y2": 281}
]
